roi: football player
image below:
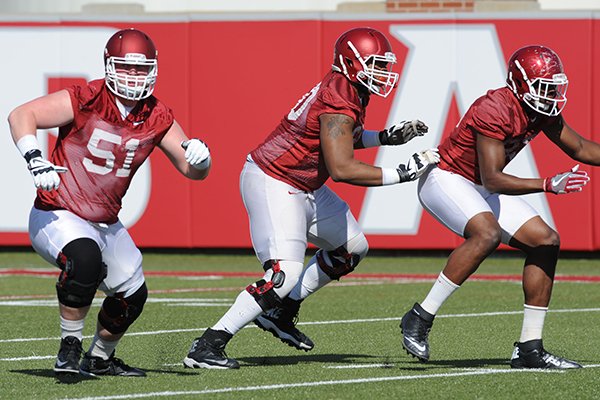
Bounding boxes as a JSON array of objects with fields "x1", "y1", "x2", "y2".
[
  {"x1": 400, "y1": 45, "x2": 600, "y2": 368},
  {"x1": 8, "y1": 28, "x2": 211, "y2": 377},
  {"x1": 183, "y1": 27, "x2": 439, "y2": 369}
]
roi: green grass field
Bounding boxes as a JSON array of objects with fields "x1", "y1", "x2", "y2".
[{"x1": 1, "y1": 250, "x2": 599, "y2": 399}]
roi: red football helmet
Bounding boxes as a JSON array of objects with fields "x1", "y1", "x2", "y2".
[
  {"x1": 104, "y1": 28, "x2": 158, "y2": 101},
  {"x1": 506, "y1": 45, "x2": 568, "y2": 116},
  {"x1": 332, "y1": 27, "x2": 399, "y2": 98}
]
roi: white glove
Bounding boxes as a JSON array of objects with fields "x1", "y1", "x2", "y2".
[
  {"x1": 181, "y1": 139, "x2": 211, "y2": 170},
  {"x1": 397, "y1": 148, "x2": 440, "y2": 182},
  {"x1": 543, "y1": 164, "x2": 589, "y2": 194},
  {"x1": 25, "y1": 150, "x2": 68, "y2": 191},
  {"x1": 380, "y1": 120, "x2": 428, "y2": 145}
]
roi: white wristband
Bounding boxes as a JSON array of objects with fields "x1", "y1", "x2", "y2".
[
  {"x1": 361, "y1": 130, "x2": 381, "y2": 148},
  {"x1": 381, "y1": 167, "x2": 400, "y2": 186},
  {"x1": 16, "y1": 135, "x2": 40, "y2": 157}
]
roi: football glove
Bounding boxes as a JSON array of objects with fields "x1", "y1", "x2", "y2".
[
  {"x1": 543, "y1": 164, "x2": 589, "y2": 194},
  {"x1": 181, "y1": 138, "x2": 211, "y2": 170},
  {"x1": 24, "y1": 149, "x2": 68, "y2": 191},
  {"x1": 397, "y1": 148, "x2": 440, "y2": 183},
  {"x1": 379, "y1": 120, "x2": 428, "y2": 145}
]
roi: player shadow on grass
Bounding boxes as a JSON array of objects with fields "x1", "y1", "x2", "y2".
[
  {"x1": 237, "y1": 353, "x2": 382, "y2": 367},
  {"x1": 11, "y1": 367, "x2": 198, "y2": 384},
  {"x1": 10, "y1": 369, "x2": 95, "y2": 385}
]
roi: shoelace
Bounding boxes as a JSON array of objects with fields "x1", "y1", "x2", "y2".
[
  {"x1": 63, "y1": 341, "x2": 82, "y2": 360},
  {"x1": 268, "y1": 306, "x2": 299, "y2": 329},
  {"x1": 415, "y1": 317, "x2": 432, "y2": 340},
  {"x1": 108, "y1": 356, "x2": 132, "y2": 372},
  {"x1": 541, "y1": 351, "x2": 563, "y2": 366}
]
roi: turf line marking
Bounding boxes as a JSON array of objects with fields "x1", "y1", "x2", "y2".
[
  {"x1": 65, "y1": 365, "x2": 600, "y2": 400},
  {"x1": 325, "y1": 363, "x2": 394, "y2": 369},
  {"x1": 3, "y1": 307, "x2": 600, "y2": 344},
  {"x1": 4, "y1": 268, "x2": 600, "y2": 283},
  {"x1": 0, "y1": 355, "x2": 55, "y2": 361}
]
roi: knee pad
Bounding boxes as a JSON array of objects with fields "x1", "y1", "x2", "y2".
[
  {"x1": 525, "y1": 243, "x2": 560, "y2": 280},
  {"x1": 55, "y1": 238, "x2": 106, "y2": 308},
  {"x1": 316, "y1": 237, "x2": 367, "y2": 281},
  {"x1": 98, "y1": 282, "x2": 148, "y2": 334},
  {"x1": 246, "y1": 260, "x2": 285, "y2": 311}
]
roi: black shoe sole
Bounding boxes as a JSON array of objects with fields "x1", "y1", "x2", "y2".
[
  {"x1": 53, "y1": 367, "x2": 80, "y2": 374},
  {"x1": 183, "y1": 356, "x2": 239, "y2": 370},
  {"x1": 401, "y1": 345, "x2": 429, "y2": 363},
  {"x1": 400, "y1": 322, "x2": 429, "y2": 363},
  {"x1": 254, "y1": 318, "x2": 313, "y2": 352}
]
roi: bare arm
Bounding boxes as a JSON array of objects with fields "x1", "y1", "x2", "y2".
[
  {"x1": 158, "y1": 120, "x2": 210, "y2": 180},
  {"x1": 319, "y1": 113, "x2": 384, "y2": 186},
  {"x1": 544, "y1": 118, "x2": 600, "y2": 166},
  {"x1": 477, "y1": 133, "x2": 544, "y2": 194},
  {"x1": 8, "y1": 89, "x2": 74, "y2": 143}
]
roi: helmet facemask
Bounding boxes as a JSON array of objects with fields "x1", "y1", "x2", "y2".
[
  {"x1": 344, "y1": 41, "x2": 398, "y2": 98},
  {"x1": 508, "y1": 59, "x2": 568, "y2": 117},
  {"x1": 105, "y1": 53, "x2": 157, "y2": 101}
]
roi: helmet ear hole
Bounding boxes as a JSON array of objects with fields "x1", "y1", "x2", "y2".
[{"x1": 345, "y1": 58, "x2": 354, "y2": 68}]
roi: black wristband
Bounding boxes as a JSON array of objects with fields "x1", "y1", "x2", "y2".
[
  {"x1": 378, "y1": 130, "x2": 389, "y2": 146},
  {"x1": 24, "y1": 149, "x2": 42, "y2": 163}
]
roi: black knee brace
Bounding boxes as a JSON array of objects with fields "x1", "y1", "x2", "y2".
[
  {"x1": 316, "y1": 245, "x2": 362, "y2": 280},
  {"x1": 246, "y1": 260, "x2": 284, "y2": 311},
  {"x1": 55, "y1": 238, "x2": 107, "y2": 308},
  {"x1": 98, "y1": 282, "x2": 148, "y2": 334},
  {"x1": 524, "y1": 244, "x2": 560, "y2": 280}
]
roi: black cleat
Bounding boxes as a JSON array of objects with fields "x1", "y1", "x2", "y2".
[
  {"x1": 183, "y1": 330, "x2": 240, "y2": 370},
  {"x1": 79, "y1": 352, "x2": 146, "y2": 377},
  {"x1": 400, "y1": 302, "x2": 434, "y2": 362},
  {"x1": 510, "y1": 339, "x2": 582, "y2": 369},
  {"x1": 254, "y1": 297, "x2": 314, "y2": 351},
  {"x1": 54, "y1": 336, "x2": 83, "y2": 374}
]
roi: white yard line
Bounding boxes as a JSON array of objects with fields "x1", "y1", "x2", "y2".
[
  {"x1": 2, "y1": 307, "x2": 600, "y2": 344},
  {"x1": 66, "y1": 365, "x2": 600, "y2": 400},
  {"x1": 325, "y1": 363, "x2": 395, "y2": 369},
  {"x1": 0, "y1": 355, "x2": 54, "y2": 361}
]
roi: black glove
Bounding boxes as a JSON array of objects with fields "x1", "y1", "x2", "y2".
[{"x1": 379, "y1": 120, "x2": 428, "y2": 145}]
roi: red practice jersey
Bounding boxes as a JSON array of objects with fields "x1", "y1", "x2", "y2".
[
  {"x1": 438, "y1": 87, "x2": 559, "y2": 185},
  {"x1": 251, "y1": 70, "x2": 367, "y2": 192},
  {"x1": 35, "y1": 79, "x2": 174, "y2": 223}
]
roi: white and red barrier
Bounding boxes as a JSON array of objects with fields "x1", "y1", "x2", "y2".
[{"x1": 0, "y1": 14, "x2": 598, "y2": 250}]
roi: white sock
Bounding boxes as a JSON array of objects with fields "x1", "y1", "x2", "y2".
[
  {"x1": 420, "y1": 272, "x2": 460, "y2": 315},
  {"x1": 288, "y1": 254, "x2": 333, "y2": 300},
  {"x1": 519, "y1": 304, "x2": 548, "y2": 343},
  {"x1": 89, "y1": 334, "x2": 119, "y2": 360},
  {"x1": 212, "y1": 290, "x2": 264, "y2": 335},
  {"x1": 60, "y1": 316, "x2": 85, "y2": 341}
]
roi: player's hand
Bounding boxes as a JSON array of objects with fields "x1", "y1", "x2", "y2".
[
  {"x1": 181, "y1": 138, "x2": 211, "y2": 170},
  {"x1": 25, "y1": 150, "x2": 67, "y2": 191},
  {"x1": 397, "y1": 148, "x2": 440, "y2": 183},
  {"x1": 543, "y1": 164, "x2": 589, "y2": 194},
  {"x1": 380, "y1": 120, "x2": 428, "y2": 145}
]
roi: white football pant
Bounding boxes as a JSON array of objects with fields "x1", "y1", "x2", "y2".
[{"x1": 29, "y1": 207, "x2": 145, "y2": 297}]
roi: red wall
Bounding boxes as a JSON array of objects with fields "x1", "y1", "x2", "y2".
[{"x1": 1, "y1": 15, "x2": 598, "y2": 250}]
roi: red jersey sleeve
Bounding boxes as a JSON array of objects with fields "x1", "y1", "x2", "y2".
[
  {"x1": 319, "y1": 89, "x2": 360, "y2": 121},
  {"x1": 467, "y1": 91, "x2": 513, "y2": 142}
]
